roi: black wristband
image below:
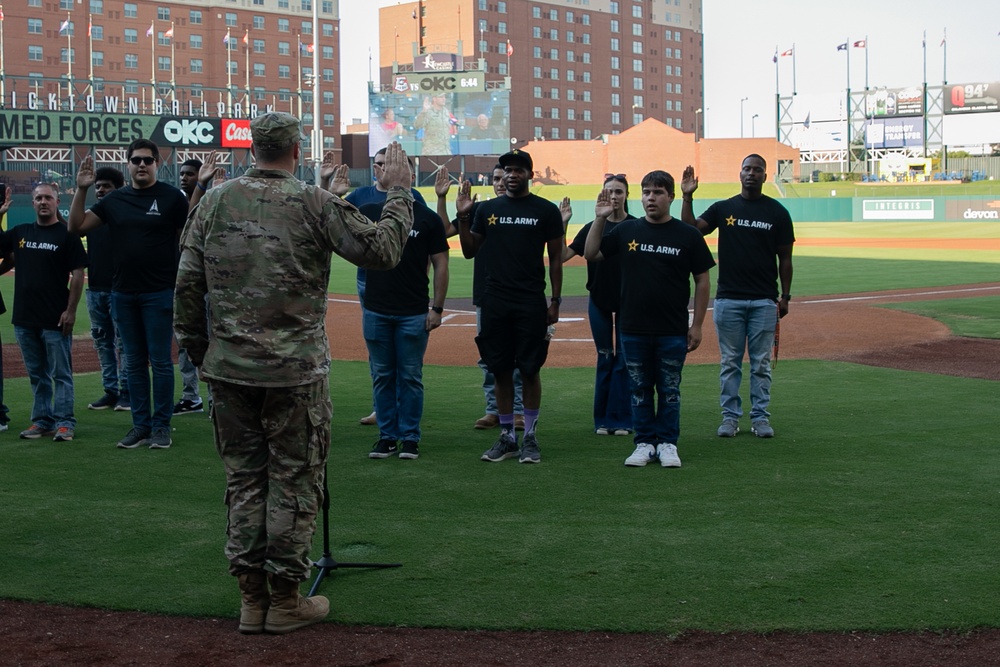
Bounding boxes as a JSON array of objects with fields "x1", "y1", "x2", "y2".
[
  {"x1": 196, "y1": 181, "x2": 208, "y2": 191},
  {"x1": 430, "y1": 306, "x2": 443, "y2": 314},
  {"x1": 550, "y1": 296, "x2": 562, "y2": 306},
  {"x1": 781, "y1": 294, "x2": 791, "y2": 301}
]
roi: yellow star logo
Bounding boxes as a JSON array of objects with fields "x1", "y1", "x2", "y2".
[
  {"x1": 627, "y1": 239, "x2": 638, "y2": 252},
  {"x1": 725, "y1": 215, "x2": 736, "y2": 226},
  {"x1": 488, "y1": 214, "x2": 498, "y2": 225},
  {"x1": 19, "y1": 238, "x2": 26, "y2": 248}
]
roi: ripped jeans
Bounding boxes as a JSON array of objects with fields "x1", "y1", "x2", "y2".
[
  {"x1": 621, "y1": 334, "x2": 688, "y2": 447},
  {"x1": 589, "y1": 300, "x2": 632, "y2": 432}
]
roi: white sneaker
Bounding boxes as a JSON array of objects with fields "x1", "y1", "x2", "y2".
[
  {"x1": 656, "y1": 443, "x2": 682, "y2": 468},
  {"x1": 624, "y1": 443, "x2": 656, "y2": 467}
]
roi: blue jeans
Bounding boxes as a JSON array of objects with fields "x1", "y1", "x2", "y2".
[
  {"x1": 589, "y1": 299, "x2": 632, "y2": 432},
  {"x1": 476, "y1": 306, "x2": 523, "y2": 415},
  {"x1": 363, "y1": 309, "x2": 430, "y2": 442},
  {"x1": 713, "y1": 298, "x2": 778, "y2": 422},
  {"x1": 14, "y1": 327, "x2": 75, "y2": 430},
  {"x1": 621, "y1": 334, "x2": 687, "y2": 446},
  {"x1": 86, "y1": 289, "x2": 128, "y2": 399},
  {"x1": 113, "y1": 289, "x2": 175, "y2": 432}
]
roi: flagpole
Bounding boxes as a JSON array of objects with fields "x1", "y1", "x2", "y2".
[
  {"x1": 922, "y1": 30, "x2": 927, "y2": 86},
  {"x1": 170, "y1": 22, "x2": 176, "y2": 105},
  {"x1": 225, "y1": 28, "x2": 232, "y2": 115},
  {"x1": 864, "y1": 35, "x2": 869, "y2": 91},
  {"x1": 296, "y1": 35, "x2": 302, "y2": 119},
  {"x1": 773, "y1": 46, "x2": 779, "y2": 142},
  {"x1": 66, "y1": 12, "x2": 73, "y2": 107},
  {"x1": 150, "y1": 21, "x2": 156, "y2": 109},
  {"x1": 244, "y1": 29, "x2": 250, "y2": 111},
  {"x1": 941, "y1": 28, "x2": 947, "y2": 85},
  {"x1": 791, "y1": 43, "x2": 796, "y2": 96},
  {"x1": 922, "y1": 31, "x2": 928, "y2": 160},
  {"x1": 87, "y1": 14, "x2": 94, "y2": 96},
  {"x1": 2, "y1": 4, "x2": 8, "y2": 107}
]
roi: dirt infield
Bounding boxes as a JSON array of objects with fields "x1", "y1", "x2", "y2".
[{"x1": 3, "y1": 282, "x2": 1000, "y2": 665}]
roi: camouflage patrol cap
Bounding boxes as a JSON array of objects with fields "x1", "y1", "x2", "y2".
[{"x1": 250, "y1": 112, "x2": 306, "y2": 150}]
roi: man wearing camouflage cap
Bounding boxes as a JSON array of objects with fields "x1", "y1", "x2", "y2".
[{"x1": 174, "y1": 112, "x2": 414, "y2": 635}]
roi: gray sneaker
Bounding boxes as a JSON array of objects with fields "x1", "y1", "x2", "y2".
[
  {"x1": 518, "y1": 433, "x2": 541, "y2": 464},
  {"x1": 148, "y1": 428, "x2": 173, "y2": 449},
  {"x1": 751, "y1": 419, "x2": 775, "y2": 438},
  {"x1": 481, "y1": 430, "x2": 519, "y2": 462},
  {"x1": 717, "y1": 419, "x2": 740, "y2": 437},
  {"x1": 116, "y1": 428, "x2": 150, "y2": 449}
]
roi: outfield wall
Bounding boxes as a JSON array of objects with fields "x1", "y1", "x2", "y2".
[{"x1": 687, "y1": 195, "x2": 1000, "y2": 223}]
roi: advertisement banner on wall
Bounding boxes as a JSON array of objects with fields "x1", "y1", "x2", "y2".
[
  {"x1": 864, "y1": 118, "x2": 924, "y2": 149},
  {"x1": 944, "y1": 82, "x2": 1000, "y2": 114},
  {"x1": 945, "y1": 199, "x2": 1000, "y2": 221},
  {"x1": 862, "y1": 199, "x2": 935, "y2": 220}
]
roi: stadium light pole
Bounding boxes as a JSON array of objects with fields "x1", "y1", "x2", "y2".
[
  {"x1": 752, "y1": 113, "x2": 759, "y2": 138},
  {"x1": 695, "y1": 108, "x2": 702, "y2": 142},
  {"x1": 740, "y1": 97, "x2": 749, "y2": 137}
]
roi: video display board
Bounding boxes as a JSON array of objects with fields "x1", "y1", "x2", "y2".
[{"x1": 368, "y1": 89, "x2": 511, "y2": 157}]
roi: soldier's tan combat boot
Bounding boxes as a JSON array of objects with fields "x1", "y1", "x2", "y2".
[
  {"x1": 237, "y1": 571, "x2": 270, "y2": 634},
  {"x1": 264, "y1": 573, "x2": 330, "y2": 634}
]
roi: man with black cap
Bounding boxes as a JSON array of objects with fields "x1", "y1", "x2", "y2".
[
  {"x1": 175, "y1": 112, "x2": 415, "y2": 635},
  {"x1": 456, "y1": 149, "x2": 564, "y2": 464}
]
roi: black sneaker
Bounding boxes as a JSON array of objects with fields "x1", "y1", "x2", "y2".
[
  {"x1": 369, "y1": 439, "x2": 398, "y2": 459},
  {"x1": 481, "y1": 430, "x2": 519, "y2": 462},
  {"x1": 116, "y1": 428, "x2": 150, "y2": 449},
  {"x1": 519, "y1": 432, "x2": 542, "y2": 464},
  {"x1": 114, "y1": 397, "x2": 132, "y2": 412},
  {"x1": 399, "y1": 441, "x2": 420, "y2": 460},
  {"x1": 88, "y1": 391, "x2": 119, "y2": 410},
  {"x1": 173, "y1": 399, "x2": 204, "y2": 415},
  {"x1": 148, "y1": 428, "x2": 172, "y2": 449}
]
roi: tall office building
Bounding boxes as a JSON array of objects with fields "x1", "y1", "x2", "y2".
[
  {"x1": 378, "y1": 0, "x2": 704, "y2": 146},
  {"x1": 0, "y1": 0, "x2": 341, "y2": 154}
]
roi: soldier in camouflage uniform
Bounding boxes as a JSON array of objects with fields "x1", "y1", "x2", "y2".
[{"x1": 174, "y1": 113, "x2": 414, "y2": 635}]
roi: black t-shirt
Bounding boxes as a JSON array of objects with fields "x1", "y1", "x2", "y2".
[
  {"x1": 360, "y1": 201, "x2": 449, "y2": 316},
  {"x1": 1, "y1": 222, "x2": 88, "y2": 329},
  {"x1": 89, "y1": 181, "x2": 188, "y2": 292},
  {"x1": 469, "y1": 199, "x2": 492, "y2": 306},
  {"x1": 84, "y1": 224, "x2": 114, "y2": 291},
  {"x1": 601, "y1": 217, "x2": 716, "y2": 336},
  {"x1": 471, "y1": 193, "x2": 563, "y2": 300},
  {"x1": 569, "y1": 215, "x2": 636, "y2": 312},
  {"x1": 698, "y1": 194, "x2": 795, "y2": 300}
]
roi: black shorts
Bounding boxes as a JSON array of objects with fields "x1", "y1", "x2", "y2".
[{"x1": 475, "y1": 293, "x2": 550, "y2": 376}]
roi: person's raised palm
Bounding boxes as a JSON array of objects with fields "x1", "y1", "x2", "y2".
[
  {"x1": 594, "y1": 188, "x2": 614, "y2": 219},
  {"x1": 681, "y1": 165, "x2": 699, "y2": 196}
]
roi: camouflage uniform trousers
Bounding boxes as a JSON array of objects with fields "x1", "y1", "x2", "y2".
[{"x1": 210, "y1": 377, "x2": 332, "y2": 582}]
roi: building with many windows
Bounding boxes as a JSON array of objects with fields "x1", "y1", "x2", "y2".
[{"x1": 377, "y1": 0, "x2": 704, "y2": 147}]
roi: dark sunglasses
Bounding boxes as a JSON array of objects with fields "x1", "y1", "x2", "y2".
[
  {"x1": 129, "y1": 156, "x2": 156, "y2": 166},
  {"x1": 604, "y1": 173, "x2": 627, "y2": 181}
]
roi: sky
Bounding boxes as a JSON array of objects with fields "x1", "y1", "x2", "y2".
[{"x1": 339, "y1": 1, "x2": 999, "y2": 145}]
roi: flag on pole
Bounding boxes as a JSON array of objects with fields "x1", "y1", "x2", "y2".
[
  {"x1": 780, "y1": 48, "x2": 793, "y2": 57},
  {"x1": 243, "y1": 29, "x2": 249, "y2": 46},
  {"x1": 803, "y1": 112, "x2": 811, "y2": 129},
  {"x1": 146, "y1": 22, "x2": 154, "y2": 38},
  {"x1": 853, "y1": 39, "x2": 866, "y2": 48},
  {"x1": 164, "y1": 26, "x2": 174, "y2": 39},
  {"x1": 59, "y1": 18, "x2": 70, "y2": 34},
  {"x1": 300, "y1": 40, "x2": 313, "y2": 54},
  {"x1": 772, "y1": 49, "x2": 778, "y2": 63},
  {"x1": 506, "y1": 39, "x2": 513, "y2": 56},
  {"x1": 88, "y1": 16, "x2": 93, "y2": 37},
  {"x1": 223, "y1": 28, "x2": 231, "y2": 46},
  {"x1": 836, "y1": 42, "x2": 847, "y2": 51},
  {"x1": 0, "y1": 6, "x2": 5, "y2": 22}
]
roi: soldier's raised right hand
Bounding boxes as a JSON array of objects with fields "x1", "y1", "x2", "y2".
[
  {"x1": 379, "y1": 142, "x2": 411, "y2": 191},
  {"x1": 77, "y1": 155, "x2": 95, "y2": 189}
]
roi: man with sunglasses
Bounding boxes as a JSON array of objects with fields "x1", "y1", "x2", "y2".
[{"x1": 70, "y1": 139, "x2": 189, "y2": 451}]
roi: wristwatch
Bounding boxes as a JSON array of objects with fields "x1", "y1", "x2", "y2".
[
  {"x1": 781, "y1": 294, "x2": 791, "y2": 301},
  {"x1": 550, "y1": 296, "x2": 562, "y2": 306},
  {"x1": 430, "y1": 306, "x2": 443, "y2": 314}
]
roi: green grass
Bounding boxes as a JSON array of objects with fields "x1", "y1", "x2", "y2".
[
  {"x1": 2, "y1": 360, "x2": 999, "y2": 633},
  {"x1": 881, "y1": 295, "x2": 1000, "y2": 339}
]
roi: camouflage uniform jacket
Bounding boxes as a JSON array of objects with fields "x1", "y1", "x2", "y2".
[{"x1": 174, "y1": 168, "x2": 413, "y2": 387}]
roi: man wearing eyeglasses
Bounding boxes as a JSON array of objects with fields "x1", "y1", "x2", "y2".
[{"x1": 69, "y1": 139, "x2": 189, "y2": 451}]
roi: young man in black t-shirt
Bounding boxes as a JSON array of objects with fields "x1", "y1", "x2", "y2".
[
  {"x1": 681, "y1": 156, "x2": 795, "y2": 439},
  {"x1": 1, "y1": 184, "x2": 88, "y2": 442},
  {"x1": 456, "y1": 150, "x2": 564, "y2": 464},
  {"x1": 69, "y1": 139, "x2": 189, "y2": 450},
  {"x1": 585, "y1": 171, "x2": 715, "y2": 469},
  {"x1": 84, "y1": 167, "x2": 130, "y2": 412},
  {"x1": 359, "y1": 201, "x2": 449, "y2": 460}
]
